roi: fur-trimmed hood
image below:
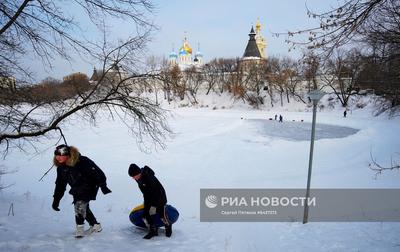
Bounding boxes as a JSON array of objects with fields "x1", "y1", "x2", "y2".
[{"x1": 53, "y1": 146, "x2": 80, "y2": 167}]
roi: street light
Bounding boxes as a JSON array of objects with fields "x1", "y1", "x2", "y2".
[{"x1": 303, "y1": 89, "x2": 325, "y2": 224}]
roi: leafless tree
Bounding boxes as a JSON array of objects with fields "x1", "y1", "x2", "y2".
[
  {"x1": 283, "y1": 57, "x2": 307, "y2": 104},
  {"x1": 276, "y1": 0, "x2": 399, "y2": 105},
  {"x1": 227, "y1": 63, "x2": 247, "y2": 101},
  {"x1": 360, "y1": 34, "x2": 400, "y2": 113},
  {"x1": 274, "y1": 0, "x2": 392, "y2": 56},
  {"x1": 202, "y1": 58, "x2": 238, "y2": 95},
  {"x1": 274, "y1": 0, "x2": 399, "y2": 173},
  {"x1": 0, "y1": 0, "x2": 154, "y2": 81},
  {"x1": 301, "y1": 51, "x2": 321, "y2": 92},
  {"x1": 266, "y1": 57, "x2": 293, "y2": 107},
  {"x1": 156, "y1": 58, "x2": 174, "y2": 103},
  {"x1": 183, "y1": 66, "x2": 203, "y2": 104},
  {"x1": 203, "y1": 59, "x2": 220, "y2": 95},
  {"x1": 1, "y1": 39, "x2": 171, "y2": 155},
  {"x1": 369, "y1": 152, "x2": 400, "y2": 178},
  {"x1": 322, "y1": 49, "x2": 362, "y2": 107},
  {"x1": 0, "y1": 0, "x2": 171, "y2": 157},
  {"x1": 245, "y1": 60, "x2": 267, "y2": 96},
  {"x1": 143, "y1": 55, "x2": 166, "y2": 105},
  {"x1": 243, "y1": 63, "x2": 266, "y2": 109},
  {"x1": 169, "y1": 65, "x2": 184, "y2": 100},
  {"x1": 215, "y1": 58, "x2": 239, "y2": 94},
  {"x1": 359, "y1": 0, "x2": 400, "y2": 48}
]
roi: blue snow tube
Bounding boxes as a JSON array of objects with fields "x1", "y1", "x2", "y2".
[{"x1": 129, "y1": 204, "x2": 179, "y2": 228}]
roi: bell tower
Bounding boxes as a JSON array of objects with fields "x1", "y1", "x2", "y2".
[{"x1": 255, "y1": 18, "x2": 267, "y2": 59}]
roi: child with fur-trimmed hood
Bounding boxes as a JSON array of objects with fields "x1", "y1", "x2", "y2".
[{"x1": 52, "y1": 144, "x2": 112, "y2": 238}]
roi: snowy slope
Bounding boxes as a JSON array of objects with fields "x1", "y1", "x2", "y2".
[{"x1": 1, "y1": 95, "x2": 400, "y2": 251}]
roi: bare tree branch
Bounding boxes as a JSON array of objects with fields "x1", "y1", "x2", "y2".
[
  {"x1": 369, "y1": 151, "x2": 400, "y2": 178},
  {"x1": 0, "y1": 0, "x2": 171, "y2": 157},
  {"x1": 0, "y1": 0, "x2": 31, "y2": 36},
  {"x1": 273, "y1": 0, "x2": 391, "y2": 57}
]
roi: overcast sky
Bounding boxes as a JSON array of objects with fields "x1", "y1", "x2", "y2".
[{"x1": 28, "y1": 0, "x2": 342, "y2": 81}]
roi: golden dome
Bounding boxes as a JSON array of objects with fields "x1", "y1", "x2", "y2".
[
  {"x1": 179, "y1": 37, "x2": 192, "y2": 55},
  {"x1": 255, "y1": 18, "x2": 261, "y2": 33}
]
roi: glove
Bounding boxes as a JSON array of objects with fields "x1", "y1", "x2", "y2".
[
  {"x1": 149, "y1": 206, "x2": 157, "y2": 215},
  {"x1": 52, "y1": 199, "x2": 60, "y2": 211},
  {"x1": 101, "y1": 185, "x2": 112, "y2": 195}
]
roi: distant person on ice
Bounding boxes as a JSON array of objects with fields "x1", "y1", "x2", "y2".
[
  {"x1": 51, "y1": 145, "x2": 112, "y2": 238},
  {"x1": 128, "y1": 163, "x2": 172, "y2": 239},
  {"x1": 344, "y1": 110, "x2": 347, "y2": 118},
  {"x1": 274, "y1": 114, "x2": 277, "y2": 120},
  {"x1": 279, "y1": 114, "x2": 283, "y2": 123}
]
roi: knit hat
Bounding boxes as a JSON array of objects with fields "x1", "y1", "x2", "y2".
[
  {"x1": 128, "y1": 163, "x2": 141, "y2": 177},
  {"x1": 54, "y1": 144, "x2": 70, "y2": 156}
]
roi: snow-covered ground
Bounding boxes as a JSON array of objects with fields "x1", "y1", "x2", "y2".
[{"x1": 1, "y1": 95, "x2": 400, "y2": 251}]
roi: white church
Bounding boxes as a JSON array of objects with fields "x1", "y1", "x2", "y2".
[{"x1": 168, "y1": 35, "x2": 204, "y2": 69}]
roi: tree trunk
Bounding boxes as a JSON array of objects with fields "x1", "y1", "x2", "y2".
[{"x1": 286, "y1": 90, "x2": 290, "y2": 103}]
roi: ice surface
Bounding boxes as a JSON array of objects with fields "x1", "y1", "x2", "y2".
[{"x1": 249, "y1": 119, "x2": 359, "y2": 141}]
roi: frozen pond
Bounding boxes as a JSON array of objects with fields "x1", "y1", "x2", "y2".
[{"x1": 249, "y1": 119, "x2": 359, "y2": 141}]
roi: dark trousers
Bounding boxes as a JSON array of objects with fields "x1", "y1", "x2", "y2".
[
  {"x1": 143, "y1": 205, "x2": 170, "y2": 227},
  {"x1": 74, "y1": 200, "x2": 98, "y2": 226}
]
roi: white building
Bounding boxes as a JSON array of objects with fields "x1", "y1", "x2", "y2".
[{"x1": 169, "y1": 36, "x2": 203, "y2": 69}]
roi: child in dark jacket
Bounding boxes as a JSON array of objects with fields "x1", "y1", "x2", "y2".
[
  {"x1": 52, "y1": 145, "x2": 112, "y2": 238},
  {"x1": 128, "y1": 163, "x2": 172, "y2": 239}
]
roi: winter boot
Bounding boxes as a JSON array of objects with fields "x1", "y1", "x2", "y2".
[
  {"x1": 87, "y1": 223, "x2": 102, "y2": 234},
  {"x1": 143, "y1": 226, "x2": 158, "y2": 239},
  {"x1": 165, "y1": 224, "x2": 172, "y2": 237},
  {"x1": 75, "y1": 224, "x2": 85, "y2": 238}
]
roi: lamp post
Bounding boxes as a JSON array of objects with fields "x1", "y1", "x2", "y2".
[{"x1": 303, "y1": 89, "x2": 325, "y2": 224}]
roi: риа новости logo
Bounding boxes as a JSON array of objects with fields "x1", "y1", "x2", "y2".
[{"x1": 205, "y1": 195, "x2": 218, "y2": 208}]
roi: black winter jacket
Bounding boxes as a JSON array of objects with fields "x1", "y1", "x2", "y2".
[
  {"x1": 136, "y1": 166, "x2": 167, "y2": 207},
  {"x1": 53, "y1": 147, "x2": 107, "y2": 202}
]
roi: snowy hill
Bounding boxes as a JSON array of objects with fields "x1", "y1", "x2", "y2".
[
  {"x1": 144, "y1": 89, "x2": 387, "y2": 117},
  {"x1": 1, "y1": 93, "x2": 400, "y2": 251}
]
